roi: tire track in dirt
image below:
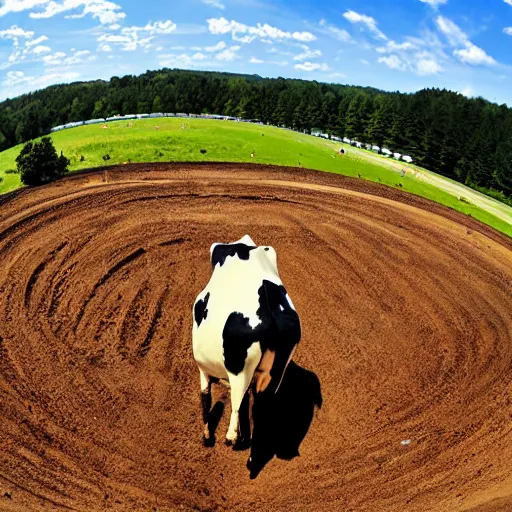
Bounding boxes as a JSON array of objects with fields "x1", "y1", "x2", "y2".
[{"x1": 1, "y1": 163, "x2": 512, "y2": 512}]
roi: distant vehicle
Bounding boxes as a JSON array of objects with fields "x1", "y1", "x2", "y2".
[{"x1": 84, "y1": 118, "x2": 106, "y2": 125}]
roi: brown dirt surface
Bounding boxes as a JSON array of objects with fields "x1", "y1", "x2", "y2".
[{"x1": 1, "y1": 163, "x2": 512, "y2": 512}]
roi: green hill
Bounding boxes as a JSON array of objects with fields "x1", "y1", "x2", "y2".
[
  {"x1": 1, "y1": 68, "x2": 511, "y2": 203},
  {"x1": 1, "y1": 117, "x2": 511, "y2": 237}
]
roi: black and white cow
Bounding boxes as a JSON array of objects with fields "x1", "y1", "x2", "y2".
[{"x1": 192, "y1": 235, "x2": 301, "y2": 449}]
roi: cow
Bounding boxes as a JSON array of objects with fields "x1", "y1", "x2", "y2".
[{"x1": 192, "y1": 235, "x2": 301, "y2": 451}]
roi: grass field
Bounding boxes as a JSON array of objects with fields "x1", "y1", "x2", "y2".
[{"x1": 1, "y1": 117, "x2": 511, "y2": 237}]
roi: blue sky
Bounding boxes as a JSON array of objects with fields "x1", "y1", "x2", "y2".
[{"x1": 1, "y1": 0, "x2": 512, "y2": 105}]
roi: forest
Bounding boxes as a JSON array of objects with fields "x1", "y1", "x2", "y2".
[{"x1": 1, "y1": 68, "x2": 511, "y2": 198}]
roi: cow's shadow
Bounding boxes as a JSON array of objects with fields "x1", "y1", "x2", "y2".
[{"x1": 247, "y1": 361, "x2": 322, "y2": 479}]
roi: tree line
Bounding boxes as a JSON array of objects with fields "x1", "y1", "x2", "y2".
[{"x1": 1, "y1": 68, "x2": 511, "y2": 198}]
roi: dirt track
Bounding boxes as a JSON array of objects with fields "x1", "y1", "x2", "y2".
[{"x1": 1, "y1": 163, "x2": 512, "y2": 512}]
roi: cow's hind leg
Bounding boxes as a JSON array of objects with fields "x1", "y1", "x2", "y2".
[
  {"x1": 226, "y1": 369, "x2": 255, "y2": 450},
  {"x1": 199, "y1": 368, "x2": 215, "y2": 447}
]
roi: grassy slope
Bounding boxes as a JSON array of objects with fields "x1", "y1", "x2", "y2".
[{"x1": 1, "y1": 117, "x2": 511, "y2": 237}]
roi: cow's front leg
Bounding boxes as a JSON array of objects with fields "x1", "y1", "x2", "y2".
[{"x1": 199, "y1": 368, "x2": 214, "y2": 447}]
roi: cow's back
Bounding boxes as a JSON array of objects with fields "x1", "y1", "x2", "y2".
[{"x1": 192, "y1": 254, "x2": 279, "y2": 378}]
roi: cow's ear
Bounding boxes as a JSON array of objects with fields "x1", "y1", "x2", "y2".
[
  {"x1": 210, "y1": 243, "x2": 220, "y2": 265},
  {"x1": 241, "y1": 234, "x2": 256, "y2": 246},
  {"x1": 210, "y1": 242, "x2": 219, "y2": 257}
]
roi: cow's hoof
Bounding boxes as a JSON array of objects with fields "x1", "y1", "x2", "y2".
[
  {"x1": 225, "y1": 438, "x2": 234, "y2": 447},
  {"x1": 203, "y1": 435, "x2": 215, "y2": 448},
  {"x1": 233, "y1": 437, "x2": 251, "y2": 451}
]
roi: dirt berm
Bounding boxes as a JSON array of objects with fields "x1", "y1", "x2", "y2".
[{"x1": 1, "y1": 163, "x2": 512, "y2": 512}]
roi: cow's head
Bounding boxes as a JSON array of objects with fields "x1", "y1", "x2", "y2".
[{"x1": 209, "y1": 235, "x2": 278, "y2": 272}]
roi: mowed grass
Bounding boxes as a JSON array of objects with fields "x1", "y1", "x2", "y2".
[{"x1": 1, "y1": 117, "x2": 511, "y2": 238}]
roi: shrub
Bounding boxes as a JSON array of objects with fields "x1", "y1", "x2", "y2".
[
  {"x1": 4, "y1": 169, "x2": 18, "y2": 174},
  {"x1": 102, "y1": 154, "x2": 111, "y2": 161},
  {"x1": 16, "y1": 137, "x2": 69, "y2": 186},
  {"x1": 80, "y1": 155, "x2": 85, "y2": 162},
  {"x1": 200, "y1": 149, "x2": 207, "y2": 154}
]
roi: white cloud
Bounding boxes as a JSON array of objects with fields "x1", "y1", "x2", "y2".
[
  {"x1": 504, "y1": 0, "x2": 512, "y2": 5},
  {"x1": 378, "y1": 54, "x2": 405, "y2": 70},
  {"x1": 202, "y1": 0, "x2": 225, "y2": 8},
  {"x1": 294, "y1": 61, "x2": 329, "y2": 71},
  {"x1": 459, "y1": 86, "x2": 473, "y2": 97},
  {"x1": 377, "y1": 40, "x2": 418, "y2": 53},
  {"x1": 293, "y1": 47, "x2": 322, "y2": 61},
  {"x1": 159, "y1": 44, "x2": 239, "y2": 66},
  {"x1": 247, "y1": 56, "x2": 287, "y2": 66},
  {"x1": 376, "y1": 42, "x2": 443, "y2": 75},
  {"x1": 98, "y1": 43, "x2": 112, "y2": 51},
  {"x1": 143, "y1": 20, "x2": 177, "y2": 34},
  {"x1": 1, "y1": 70, "x2": 80, "y2": 99},
  {"x1": 207, "y1": 17, "x2": 316, "y2": 44},
  {"x1": 97, "y1": 20, "x2": 176, "y2": 51},
  {"x1": 25, "y1": 0, "x2": 126, "y2": 25},
  {"x1": 43, "y1": 49, "x2": 95, "y2": 66},
  {"x1": 435, "y1": 16, "x2": 496, "y2": 66},
  {"x1": 0, "y1": 25, "x2": 53, "y2": 68},
  {"x1": 360, "y1": 59, "x2": 370, "y2": 65},
  {"x1": 454, "y1": 42, "x2": 496, "y2": 65},
  {"x1": 504, "y1": 27, "x2": 512, "y2": 35},
  {"x1": 32, "y1": 44, "x2": 51, "y2": 54},
  {"x1": 159, "y1": 52, "x2": 214, "y2": 68},
  {"x1": 26, "y1": 35, "x2": 49, "y2": 47},
  {"x1": 0, "y1": 0, "x2": 47, "y2": 17},
  {"x1": 42, "y1": 51, "x2": 67, "y2": 65},
  {"x1": 435, "y1": 16, "x2": 467, "y2": 46},
  {"x1": 215, "y1": 45, "x2": 240, "y2": 61},
  {"x1": 343, "y1": 10, "x2": 387, "y2": 40},
  {"x1": 0, "y1": 26, "x2": 34, "y2": 39},
  {"x1": 3, "y1": 70, "x2": 25, "y2": 85},
  {"x1": 204, "y1": 41, "x2": 227, "y2": 52},
  {"x1": 416, "y1": 58, "x2": 442, "y2": 74},
  {"x1": 319, "y1": 19, "x2": 352, "y2": 42},
  {"x1": 234, "y1": 34, "x2": 256, "y2": 44},
  {"x1": 419, "y1": 0, "x2": 448, "y2": 6}
]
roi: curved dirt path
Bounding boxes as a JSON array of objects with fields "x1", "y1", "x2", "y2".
[{"x1": 1, "y1": 163, "x2": 512, "y2": 512}]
